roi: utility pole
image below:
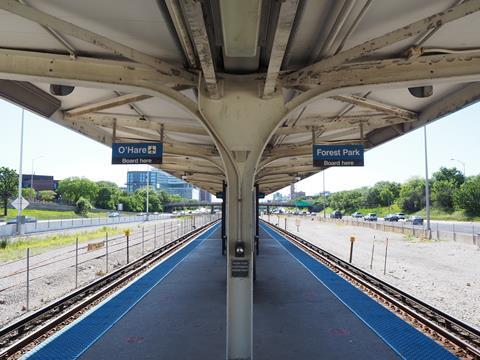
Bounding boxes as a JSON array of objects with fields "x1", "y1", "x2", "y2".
[
  {"x1": 16, "y1": 109, "x2": 25, "y2": 235},
  {"x1": 146, "y1": 167, "x2": 150, "y2": 221},
  {"x1": 424, "y1": 126, "x2": 431, "y2": 232},
  {"x1": 323, "y1": 170, "x2": 326, "y2": 219}
]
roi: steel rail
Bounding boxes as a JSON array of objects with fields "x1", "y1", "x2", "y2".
[
  {"x1": 263, "y1": 220, "x2": 480, "y2": 359},
  {"x1": 0, "y1": 220, "x2": 219, "y2": 359}
]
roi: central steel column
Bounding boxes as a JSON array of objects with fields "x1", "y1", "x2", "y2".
[
  {"x1": 255, "y1": 184, "x2": 260, "y2": 256},
  {"x1": 222, "y1": 180, "x2": 227, "y2": 255},
  {"x1": 199, "y1": 76, "x2": 285, "y2": 359}
]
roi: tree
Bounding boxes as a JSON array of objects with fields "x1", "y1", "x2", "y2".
[
  {"x1": 433, "y1": 167, "x2": 465, "y2": 188},
  {"x1": 135, "y1": 187, "x2": 162, "y2": 212},
  {"x1": 95, "y1": 182, "x2": 120, "y2": 210},
  {"x1": 75, "y1": 197, "x2": 92, "y2": 216},
  {"x1": 454, "y1": 176, "x2": 480, "y2": 216},
  {"x1": 22, "y1": 188, "x2": 36, "y2": 201},
  {"x1": 57, "y1": 177, "x2": 99, "y2": 204},
  {"x1": 38, "y1": 190, "x2": 56, "y2": 202},
  {"x1": 0, "y1": 167, "x2": 18, "y2": 216},
  {"x1": 398, "y1": 178, "x2": 426, "y2": 213},
  {"x1": 432, "y1": 180, "x2": 456, "y2": 211},
  {"x1": 379, "y1": 188, "x2": 395, "y2": 208}
]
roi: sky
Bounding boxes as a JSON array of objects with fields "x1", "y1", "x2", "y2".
[{"x1": 0, "y1": 97, "x2": 479, "y2": 197}]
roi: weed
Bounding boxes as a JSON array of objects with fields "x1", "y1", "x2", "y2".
[{"x1": 0, "y1": 237, "x2": 9, "y2": 249}]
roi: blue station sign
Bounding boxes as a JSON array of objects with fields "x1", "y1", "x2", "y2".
[
  {"x1": 313, "y1": 144, "x2": 364, "y2": 167},
  {"x1": 112, "y1": 142, "x2": 163, "y2": 165}
]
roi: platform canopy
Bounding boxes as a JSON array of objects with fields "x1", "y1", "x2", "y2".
[{"x1": 1, "y1": 0, "x2": 480, "y2": 194}]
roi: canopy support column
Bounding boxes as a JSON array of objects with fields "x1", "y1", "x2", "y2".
[{"x1": 199, "y1": 76, "x2": 285, "y2": 359}]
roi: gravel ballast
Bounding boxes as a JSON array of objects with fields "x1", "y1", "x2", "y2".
[{"x1": 265, "y1": 215, "x2": 480, "y2": 330}]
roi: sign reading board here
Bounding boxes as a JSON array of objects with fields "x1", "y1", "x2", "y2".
[
  {"x1": 313, "y1": 144, "x2": 364, "y2": 167},
  {"x1": 112, "y1": 142, "x2": 163, "y2": 165}
]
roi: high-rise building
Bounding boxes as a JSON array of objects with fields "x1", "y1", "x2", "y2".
[
  {"x1": 127, "y1": 169, "x2": 195, "y2": 199},
  {"x1": 199, "y1": 189, "x2": 212, "y2": 202}
]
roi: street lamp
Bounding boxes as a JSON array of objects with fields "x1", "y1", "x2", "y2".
[
  {"x1": 322, "y1": 170, "x2": 326, "y2": 219},
  {"x1": 450, "y1": 158, "x2": 466, "y2": 176},
  {"x1": 30, "y1": 155, "x2": 44, "y2": 201},
  {"x1": 423, "y1": 126, "x2": 431, "y2": 233}
]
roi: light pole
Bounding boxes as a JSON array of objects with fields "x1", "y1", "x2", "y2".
[
  {"x1": 16, "y1": 109, "x2": 25, "y2": 235},
  {"x1": 323, "y1": 170, "x2": 326, "y2": 219},
  {"x1": 146, "y1": 167, "x2": 150, "y2": 221},
  {"x1": 30, "y1": 156, "x2": 44, "y2": 201},
  {"x1": 423, "y1": 126, "x2": 431, "y2": 233},
  {"x1": 450, "y1": 158, "x2": 465, "y2": 176}
]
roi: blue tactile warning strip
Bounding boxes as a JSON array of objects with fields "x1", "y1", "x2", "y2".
[
  {"x1": 23, "y1": 224, "x2": 220, "y2": 360},
  {"x1": 261, "y1": 223, "x2": 457, "y2": 360}
]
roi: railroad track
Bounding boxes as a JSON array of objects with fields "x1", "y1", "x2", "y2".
[
  {"x1": 0, "y1": 220, "x2": 219, "y2": 360},
  {"x1": 263, "y1": 221, "x2": 480, "y2": 360}
]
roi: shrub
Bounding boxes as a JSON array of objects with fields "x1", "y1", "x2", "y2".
[{"x1": 75, "y1": 197, "x2": 92, "y2": 216}]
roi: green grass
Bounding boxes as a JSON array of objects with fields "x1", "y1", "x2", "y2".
[
  {"x1": 0, "y1": 208, "x2": 108, "y2": 221},
  {"x1": 354, "y1": 204, "x2": 402, "y2": 218},
  {"x1": 0, "y1": 226, "x2": 124, "y2": 262}
]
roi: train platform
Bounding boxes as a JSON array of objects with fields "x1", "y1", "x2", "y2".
[{"x1": 23, "y1": 222, "x2": 456, "y2": 359}]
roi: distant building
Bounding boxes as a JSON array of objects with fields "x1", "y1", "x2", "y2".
[
  {"x1": 22, "y1": 174, "x2": 58, "y2": 191},
  {"x1": 272, "y1": 192, "x2": 284, "y2": 201},
  {"x1": 293, "y1": 191, "x2": 306, "y2": 199},
  {"x1": 127, "y1": 169, "x2": 195, "y2": 199},
  {"x1": 290, "y1": 184, "x2": 295, "y2": 200},
  {"x1": 199, "y1": 189, "x2": 212, "y2": 202}
]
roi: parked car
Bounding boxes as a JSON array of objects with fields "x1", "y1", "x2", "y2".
[
  {"x1": 330, "y1": 210, "x2": 343, "y2": 219},
  {"x1": 384, "y1": 214, "x2": 400, "y2": 222},
  {"x1": 351, "y1": 212, "x2": 363, "y2": 218},
  {"x1": 407, "y1": 216, "x2": 424, "y2": 225},
  {"x1": 6, "y1": 216, "x2": 37, "y2": 224},
  {"x1": 364, "y1": 213, "x2": 377, "y2": 221},
  {"x1": 396, "y1": 213, "x2": 406, "y2": 220},
  {"x1": 108, "y1": 212, "x2": 120, "y2": 218}
]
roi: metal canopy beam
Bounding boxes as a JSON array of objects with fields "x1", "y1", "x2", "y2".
[
  {"x1": 285, "y1": 0, "x2": 480, "y2": 85},
  {"x1": 65, "y1": 94, "x2": 151, "y2": 118},
  {"x1": 182, "y1": 0, "x2": 219, "y2": 98},
  {"x1": 273, "y1": 114, "x2": 408, "y2": 135},
  {"x1": 331, "y1": 95, "x2": 417, "y2": 120},
  {"x1": 165, "y1": 0, "x2": 197, "y2": 67},
  {"x1": 0, "y1": 0, "x2": 195, "y2": 83},
  {"x1": 0, "y1": 49, "x2": 194, "y2": 89},
  {"x1": 262, "y1": 0, "x2": 299, "y2": 98},
  {"x1": 285, "y1": 53, "x2": 480, "y2": 109},
  {"x1": 77, "y1": 114, "x2": 208, "y2": 136},
  {"x1": 18, "y1": 0, "x2": 77, "y2": 58}
]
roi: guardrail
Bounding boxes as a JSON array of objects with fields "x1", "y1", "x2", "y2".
[{"x1": 0, "y1": 213, "x2": 172, "y2": 237}]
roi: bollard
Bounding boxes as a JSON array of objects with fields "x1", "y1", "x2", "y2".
[
  {"x1": 295, "y1": 218, "x2": 300, "y2": 232},
  {"x1": 154, "y1": 224, "x2": 157, "y2": 249},
  {"x1": 349, "y1": 236, "x2": 355, "y2": 263},
  {"x1": 26, "y1": 248, "x2": 30, "y2": 311},
  {"x1": 383, "y1": 237, "x2": 389, "y2": 275},
  {"x1": 124, "y1": 229, "x2": 131, "y2": 263},
  {"x1": 75, "y1": 237, "x2": 79, "y2": 288},
  {"x1": 370, "y1": 236, "x2": 375, "y2": 269},
  {"x1": 473, "y1": 224, "x2": 476, "y2": 245},
  {"x1": 142, "y1": 227, "x2": 145, "y2": 255},
  {"x1": 453, "y1": 223, "x2": 456, "y2": 241},
  {"x1": 284, "y1": 218, "x2": 287, "y2": 231},
  {"x1": 105, "y1": 232, "x2": 109, "y2": 273}
]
